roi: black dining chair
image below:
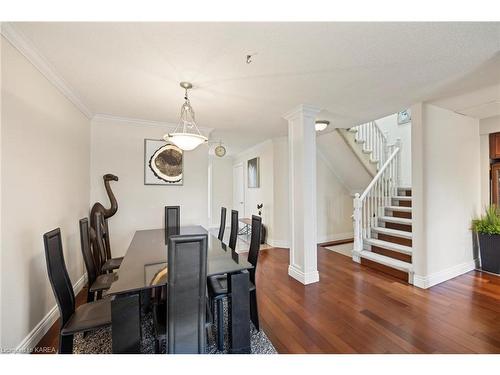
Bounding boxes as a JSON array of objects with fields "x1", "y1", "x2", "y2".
[
  {"x1": 79, "y1": 218, "x2": 116, "y2": 302},
  {"x1": 208, "y1": 215, "x2": 262, "y2": 351},
  {"x1": 218, "y1": 207, "x2": 227, "y2": 242},
  {"x1": 94, "y1": 212, "x2": 123, "y2": 273},
  {"x1": 165, "y1": 206, "x2": 180, "y2": 243},
  {"x1": 229, "y1": 209, "x2": 239, "y2": 250},
  {"x1": 152, "y1": 234, "x2": 210, "y2": 353},
  {"x1": 43, "y1": 228, "x2": 111, "y2": 354}
]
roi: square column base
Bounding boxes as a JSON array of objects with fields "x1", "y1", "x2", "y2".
[{"x1": 288, "y1": 265, "x2": 320, "y2": 285}]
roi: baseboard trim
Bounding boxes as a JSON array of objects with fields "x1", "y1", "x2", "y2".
[
  {"x1": 15, "y1": 273, "x2": 87, "y2": 353},
  {"x1": 317, "y1": 232, "x2": 354, "y2": 245},
  {"x1": 413, "y1": 260, "x2": 476, "y2": 289},
  {"x1": 288, "y1": 265, "x2": 320, "y2": 285},
  {"x1": 267, "y1": 239, "x2": 289, "y2": 248}
]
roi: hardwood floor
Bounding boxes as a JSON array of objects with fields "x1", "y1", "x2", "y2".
[
  {"x1": 257, "y1": 247, "x2": 500, "y2": 354},
  {"x1": 34, "y1": 247, "x2": 500, "y2": 354}
]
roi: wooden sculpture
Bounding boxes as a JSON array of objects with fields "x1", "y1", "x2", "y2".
[{"x1": 90, "y1": 174, "x2": 119, "y2": 266}]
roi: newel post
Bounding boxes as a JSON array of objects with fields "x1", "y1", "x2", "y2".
[{"x1": 352, "y1": 193, "x2": 362, "y2": 263}]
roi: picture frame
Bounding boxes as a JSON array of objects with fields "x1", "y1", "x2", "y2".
[
  {"x1": 144, "y1": 139, "x2": 183, "y2": 185},
  {"x1": 247, "y1": 157, "x2": 260, "y2": 188}
]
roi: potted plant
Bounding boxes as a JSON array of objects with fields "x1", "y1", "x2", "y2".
[{"x1": 472, "y1": 206, "x2": 500, "y2": 274}]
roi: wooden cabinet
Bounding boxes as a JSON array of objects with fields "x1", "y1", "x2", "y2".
[
  {"x1": 492, "y1": 163, "x2": 500, "y2": 206},
  {"x1": 490, "y1": 133, "x2": 500, "y2": 159}
]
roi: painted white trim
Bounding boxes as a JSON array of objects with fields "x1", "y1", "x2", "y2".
[
  {"x1": 288, "y1": 265, "x2": 320, "y2": 285},
  {"x1": 266, "y1": 239, "x2": 289, "y2": 248},
  {"x1": 92, "y1": 114, "x2": 214, "y2": 136},
  {"x1": 317, "y1": 232, "x2": 354, "y2": 244},
  {"x1": 1, "y1": 23, "x2": 93, "y2": 119},
  {"x1": 15, "y1": 273, "x2": 87, "y2": 353},
  {"x1": 413, "y1": 260, "x2": 476, "y2": 289}
]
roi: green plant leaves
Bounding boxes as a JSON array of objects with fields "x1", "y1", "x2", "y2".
[{"x1": 472, "y1": 205, "x2": 500, "y2": 235}]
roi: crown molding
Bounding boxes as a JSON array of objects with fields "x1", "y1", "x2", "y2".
[
  {"x1": 1, "y1": 22, "x2": 93, "y2": 119},
  {"x1": 92, "y1": 113, "x2": 214, "y2": 136}
]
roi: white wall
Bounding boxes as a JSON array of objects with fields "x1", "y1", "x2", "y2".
[
  {"x1": 412, "y1": 103, "x2": 480, "y2": 288},
  {"x1": 90, "y1": 117, "x2": 209, "y2": 255},
  {"x1": 479, "y1": 116, "x2": 500, "y2": 208},
  {"x1": 316, "y1": 152, "x2": 354, "y2": 243},
  {"x1": 376, "y1": 113, "x2": 412, "y2": 186},
  {"x1": 1, "y1": 37, "x2": 90, "y2": 349},
  {"x1": 271, "y1": 137, "x2": 289, "y2": 247},
  {"x1": 209, "y1": 155, "x2": 233, "y2": 228}
]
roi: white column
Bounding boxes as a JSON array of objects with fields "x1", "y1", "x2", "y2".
[{"x1": 283, "y1": 104, "x2": 321, "y2": 285}]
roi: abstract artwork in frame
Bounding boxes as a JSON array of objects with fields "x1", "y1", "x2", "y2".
[
  {"x1": 247, "y1": 157, "x2": 260, "y2": 188},
  {"x1": 144, "y1": 139, "x2": 183, "y2": 185}
]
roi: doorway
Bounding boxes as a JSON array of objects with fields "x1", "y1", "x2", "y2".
[{"x1": 233, "y1": 163, "x2": 245, "y2": 215}]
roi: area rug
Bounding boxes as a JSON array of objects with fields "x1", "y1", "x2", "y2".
[{"x1": 73, "y1": 301, "x2": 277, "y2": 354}]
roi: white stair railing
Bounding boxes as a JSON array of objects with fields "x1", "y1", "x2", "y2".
[
  {"x1": 353, "y1": 139, "x2": 401, "y2": 262},
  {"x1": 352, "y1": 121, "x2": 388, "y2": 169}
]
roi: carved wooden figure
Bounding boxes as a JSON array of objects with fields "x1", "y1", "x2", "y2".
[{"x1": 90, "y1": 174, "x2": 118, "y2": 268}]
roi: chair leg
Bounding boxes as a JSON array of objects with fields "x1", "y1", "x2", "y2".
[
  {"x1": 86, "y1": 289, "x2": 94, "y2": 303},
  {"x1": 250, "y1": 290, "x2": 260, "y2": 331},
  {"x1": 96, "y1": 290, "x2": 103, "y2": 300},
  {"x1": 59, "y1": 334, "x2": 74, "y2": 354},
  {"x1": 216, "y1": 299, "x2": 224, "y2": 351}
]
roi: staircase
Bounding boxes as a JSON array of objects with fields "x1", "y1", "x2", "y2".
[{"x1": 349, "y1": 122, "x2": 414, "y2": 283}]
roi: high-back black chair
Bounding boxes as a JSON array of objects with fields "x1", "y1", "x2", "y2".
[
  {"x1": 44, "y1": 228, "x2": 111, "y2": 353},
  {"x1": 218, "y1": 207, "x2": 227, "y2": 242},
  {"x1": 248, "y1": 215, "x2": 262, "y2": 284},
  {"x1": 165, "y1": 206, "x2": 180, "y2": 243},
  {"x1": 229, "y1": 209, "x2": 239, "y2": 250},
  {"x1": 153, "y1": 234, "x2": 209, "y2": 354},
  {"x1": 80, "y1": 218, "x2": 116, "y2": 302},
  {"x1": 207, "y1": 214, "x2": 262, "y2": 350},
  {"x1": 94, "y1": 212, "x2": 123, "y2": 272}
]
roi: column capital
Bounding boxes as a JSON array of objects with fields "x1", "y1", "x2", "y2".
[{"x1": 282, "y1": 104, "x2": 322, "y2": 121}]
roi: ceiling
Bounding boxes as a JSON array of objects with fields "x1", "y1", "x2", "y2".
[
  {"x1": 5, "y1": 22, "x2": 500, "y2": 139},
  {"x1": 430, "y1": 83, "x2": 500, "y2": 119}
]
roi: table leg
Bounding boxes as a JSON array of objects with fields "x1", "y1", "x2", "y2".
[
  {"x1": 227, "y1": 271, "x2": 251, "y2": 354},
  {"x1": 111, "y1": 293, "x2": 141, "y2": 353}
]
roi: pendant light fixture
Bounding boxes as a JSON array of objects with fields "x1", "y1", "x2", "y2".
[{"x1": 164, "y1": 82, "x2": 208, "y2": 151}]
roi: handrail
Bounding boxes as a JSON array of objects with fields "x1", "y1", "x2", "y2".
[{"x1": 359, "y1": 145, "x2": 400, "y2": 201}]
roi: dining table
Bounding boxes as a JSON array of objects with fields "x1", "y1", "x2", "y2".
[{"x1": 107, "y1": 225, "x2": 254, "y2": 354}]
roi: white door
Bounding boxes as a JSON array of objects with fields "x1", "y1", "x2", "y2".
[{"x1": 233, "y1": 163, "x2": 245, "y2": 216}]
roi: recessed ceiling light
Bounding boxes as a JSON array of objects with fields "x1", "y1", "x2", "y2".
[{"x1": 315, "y1": 120, "x2": 330, "y2": 132}]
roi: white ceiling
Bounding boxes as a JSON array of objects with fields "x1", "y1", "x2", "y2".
[
  {"x1": 430, "y1": 83, "x2": 500, "y2": 119},
  {"x1": 6, "y1": 22, "x2": 500, "y2": 139}
]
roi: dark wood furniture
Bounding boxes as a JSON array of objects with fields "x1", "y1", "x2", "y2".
[
  {"x1": 218, "y1": 207, "x2": 227, "y2": 241},
  {"x1": 43, "y1": 228, "x2": 111, "y2": 354},
  {"x1": 107, "y1": 225, "x2": 254, "y2": 354},
  {"x1": 229, "y1": 210, "x2": 238, "y2": 250},
  {"x1": 165, "y1": 206, "x2": 180, "y2": 243},
  {"x1": 208, "y1": 215, "x2": 262, "y2": 350},
  {"x1": 491, "y1": 163, "x2": 500, "y2": 205},
  {"x1": 79, "y1": 218, "x2": 116, "y2": 302},
  {"x1": 94, "y1": 212, "x2": 123, "y2": 272},
  {"x1": 153, "y1": 234, "x2": 209, "y2": 353},
  {"x1": 490, "y1": 132, "x2": 500, "y2": 159}
]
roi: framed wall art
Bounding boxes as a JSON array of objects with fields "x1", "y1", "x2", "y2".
[{"x1": 144, "y1": 139, "x2": 183, "y2": 185}]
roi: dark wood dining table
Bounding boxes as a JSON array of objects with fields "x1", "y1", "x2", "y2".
[{"x1": 107, "y1": 225, "x2": 254, "y2": 354}]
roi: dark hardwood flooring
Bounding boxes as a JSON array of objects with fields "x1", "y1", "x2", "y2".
[
  {"x1": 257, "y1": 247, "x2": 500, "y2": 353},
  {"x1": 34, "y1": 246, "x2": 500, "y2": 354}
]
